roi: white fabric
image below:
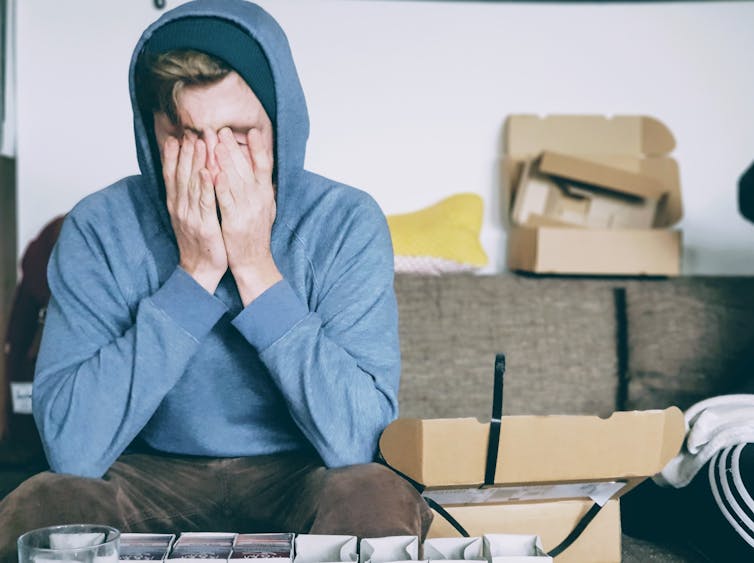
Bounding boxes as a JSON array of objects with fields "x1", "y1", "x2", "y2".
[
  {"x1": 48, "y1": 532, "x2": 105, "y2": 549},
  {"x1": 394, "y1": 255, "x2": 477, "y2": 275},
  {"x1": 654, "y1": 394, "x2": 754, "y2": 488}
]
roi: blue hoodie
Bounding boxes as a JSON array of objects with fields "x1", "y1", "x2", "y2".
[{"x1": 32, "y1": 0, "x2": 400, "y2": 479}]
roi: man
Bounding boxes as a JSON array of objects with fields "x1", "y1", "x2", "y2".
[{"x1": 0, "y1": 0, "x2": 431, "y2": 557}]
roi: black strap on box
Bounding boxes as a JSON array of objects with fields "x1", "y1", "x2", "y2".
[
  {"x1": 379, "y1": 352, "x2": 607, "y2": 557},
  {"x1": 546, "y1": 501, "x2": 603, "y2": 557},
  {"x1": 484, "y1": 353, "x2": 506, "y2": 486}
]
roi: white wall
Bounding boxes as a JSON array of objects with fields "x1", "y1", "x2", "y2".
[{"x1": 15, "y1": 0, "x2": 754, "y2": 274}]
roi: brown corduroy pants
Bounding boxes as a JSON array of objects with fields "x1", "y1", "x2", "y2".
[{"x1": 0, "y1": 452, "x2": 433, "y2": 562}]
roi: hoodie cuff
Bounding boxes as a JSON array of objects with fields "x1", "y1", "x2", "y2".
[
  {"x1": 150, "y1": 266, "x2": 228, "y2": 341},
  {"x1": 232, "y1": 279, "x2": 309, "y2": 351}
]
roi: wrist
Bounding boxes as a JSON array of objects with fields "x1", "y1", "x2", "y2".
[
  {"x1": 179, "y1": 263, "x2": 225, "y2": 294},
  {"x1": 232, "y1": 261, "x2": 283, "y2": 306}
]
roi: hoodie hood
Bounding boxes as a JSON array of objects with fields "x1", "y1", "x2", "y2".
[{"x1": 129, "y1": 0, "x2": 310, "y2": 227}]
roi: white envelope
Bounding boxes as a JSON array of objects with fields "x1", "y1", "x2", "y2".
[
  {"x1": 293, "y1": 534, "x2": 358, "y2": 563},
  {"x1": 482, "y1": 535, "x2": 552, "y2": 563},
  {"x1": 359, "y1": 536, "x2": 418, "y2": 563},
  {"x1": 423, "y1": 537, "x2": 483, "y2": 561}
]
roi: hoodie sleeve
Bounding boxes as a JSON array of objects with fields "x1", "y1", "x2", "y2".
[
  {"x1": 32, "y1": 213, "x2": 227, "y2": 478},
  {"x1": 232, "y1": 198, "x2": 400, "y2": 468}
]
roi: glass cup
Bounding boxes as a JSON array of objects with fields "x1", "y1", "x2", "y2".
[{"x1": 18, "y1": 524, "x2": 120, "y2": 563}]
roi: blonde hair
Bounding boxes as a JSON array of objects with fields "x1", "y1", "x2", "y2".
[{"x1": 140, "y1": 49, "x2": 231, "y2": 124}]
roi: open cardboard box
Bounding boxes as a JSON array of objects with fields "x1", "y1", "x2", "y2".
[
  {"x1": 379, "y1": 408, "x2": 685, "y2": 563},
  {"x1": 502, "y1": 115, "x2": 683, "y2": 276},
  {"x1": 512, "y1": 151, "x2": 668, "y2": 230}
]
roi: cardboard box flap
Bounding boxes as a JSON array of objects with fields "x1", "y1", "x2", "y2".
[
  {"x1": 379, "y1": 408, "x2": 685, "y2": 488},
  {"x1": 505, "y1": 115, "x2": 675, "y2": 158},
  {"x1": 538, "y1": 151, "x2": 667, "y2": 201}
]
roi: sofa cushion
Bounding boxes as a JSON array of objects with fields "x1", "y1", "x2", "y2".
[
  {"x1": 624, "y1": 277, "x2": 754, "y2": 411},
  {"x1": 395, "y1": 274, "x2": 620, "y2": 419}
]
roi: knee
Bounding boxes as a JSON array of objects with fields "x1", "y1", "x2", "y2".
[
  {"x1": 2, "y1": 471, "x2": 116, "y2": 524},
  {"x1": 0, "y1": 472, "x2": 87, "y2": 563},
  {"x1": 313, "y1": 463, "x2": 433, "y2": 539},
  {"x1": 5, "y1": 471, "x2": 67, "y2": 509},
  {"x1": 323, "y1": 463, "x2": 413, "y2": 504}
]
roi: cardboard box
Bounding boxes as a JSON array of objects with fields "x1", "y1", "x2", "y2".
[
  {"x1": 502, "y1": 115, "x2": 683, "y2": 276},
  {"x1": 379, "y1": 408, "x2": 685, "y2": 563},
  {"x1": 507, "y1": 226, "x2": 682, "y2": 276},
  {"x1": 428, "y1": 500, "x2": 619, "y2": 563},
  {"x1": 512, "y1": 152, "x2": 666, "y2": 230}
]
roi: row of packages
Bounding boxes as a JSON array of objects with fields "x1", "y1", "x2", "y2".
[{"x1": 119, "y1": 532, "x2": 551, "y2": 563}]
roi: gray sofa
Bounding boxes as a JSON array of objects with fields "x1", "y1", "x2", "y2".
[
  {"x1": 2, "y1": 274, "x2": 753, "y2": 561},
  {"x1": 395, "y1": 274, "x2": 754, "y2": 562}
]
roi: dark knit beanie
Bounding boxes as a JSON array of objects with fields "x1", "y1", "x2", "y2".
[{"x1": 142, "y1": 16, "x2": 276, "y2": 124}]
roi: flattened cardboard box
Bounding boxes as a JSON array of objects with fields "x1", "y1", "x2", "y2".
[
  {"x1": 379, "y1": 408, "x2": 685, "y2": 563},
  {"x1": 502, "y1": 115, "x2": 683, "y2": 276}
]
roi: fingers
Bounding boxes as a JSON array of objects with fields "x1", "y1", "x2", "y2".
[
  {"x1": 218, "y1": 128, "x2": 251, "y2": 177},
  {"x1": 186, "y1": 139, "x2": 207, "y2": 215},
  {"x1": 215, "y1": 140, "x2": 244, "y2": 200},
  {"x1": 198, "y1": 169, "x2": 217, "y2": 219},
  {"x1": 247, "y1": 129, "x2": 273, "y2": 182},
  {"x1": 192, "y1": 139, "x2": 207, "y2": 175},
  {"x1": 162, "y1": 136, "x2": 179, "y2": 205},
  {"x1": 214, "y1": 170, "x2": 235, "y2": 215},
  {"x1": 175, "y1": 136, "x2": 195, "y2": 206}
]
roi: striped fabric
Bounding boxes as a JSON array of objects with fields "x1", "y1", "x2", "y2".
[{"x1": 708, "y1": 444, "x2": 754, "y2": 550}]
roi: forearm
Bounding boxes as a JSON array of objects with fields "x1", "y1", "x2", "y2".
[
  {"x1": 260, "y1": 314, "x2": 399, "y2": 466},
  {"x1": 232, "y1": 280, "x2": 400, "y2": 467},
  {"x1": 34, "y1": 268, "x2": 226, "y2": 477}
]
